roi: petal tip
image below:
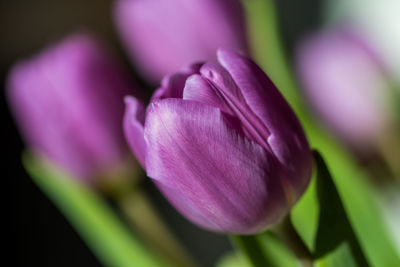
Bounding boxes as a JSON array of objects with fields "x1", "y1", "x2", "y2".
[
  {"x1": 216, "y1": 47, "x2": 231, "y2": 59},
  {"x1": 217, "y1": 48, "x2": 247, "y2": 62},
  {"x1": 149, "y1": 99, "x2": 162, "y2": 112},
  {"x1": 124, "y1": 95, "x2": 136, "y2": 105}
]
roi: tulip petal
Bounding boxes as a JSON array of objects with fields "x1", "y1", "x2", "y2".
[
  {"x1": 217, "y1": 49, "x2": 312, "y2": 201},
  {"x1": 7, "y1": 35, "x2": 132, "y2": 180},
  {"x1": 123, "y1": 96, "x2": 147, "y2": 167},
  {"x1": 183, "y1": 74, "x2": 226, "y2": 110},
  {"x1": 114, "y1": 0, "x2": 247, "y2": 81},
  {"x1": 296, "y1": 30, "x2": 389, "y2": 146},
  {"x1": 144, "y1": 98, "x2": 287, "y2": 233},
  {"x1": 152, "y1": 63, "x2": 202, "y2": 101},
  {"x1": 200, "y1": 62, "x2": 246, "y2": 105},
  {"x1": 183, "y1": 74, "x2": 247, "y2": 135},
  {"x1": 199, "y1": 62, "x2": 272, "y2": 151}
]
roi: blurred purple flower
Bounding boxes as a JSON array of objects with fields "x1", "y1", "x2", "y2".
[
  {"x1": 124, "y1": 49, "x2": 312, "y2": 234},
  {"x1": 113, "y1": 0, "x2": 248, "y2": 82},
  {"x1": 7, "y1": 34, "x2": 137, "y2": 181},
  {"x1": 296, "y1": 28, "x2": 391, "y2": 148}
]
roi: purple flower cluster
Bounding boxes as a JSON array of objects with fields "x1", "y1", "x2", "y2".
[{"x1": 7, "y1": 0, "x2": 312, "y2": 233}]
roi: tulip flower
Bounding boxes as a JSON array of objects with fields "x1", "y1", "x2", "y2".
[
  {"x1": 124, "y1": 49, "x2": 312, "y2": 234},
  {"x1": 7, "y1": 34, "x2": 136, "y2": 181},
  {"x1": 328, "y1": 0, "x2": 400, "y2": 85},
  {"x1": 296, "y1": 28, "x2": 391, "y2": 149},
  {"x1": 113, "y1": 0, "x2": 248, "y2": 82}
]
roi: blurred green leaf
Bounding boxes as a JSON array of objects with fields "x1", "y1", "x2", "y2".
[
  {"x1": 216, "y1": 251, "x2": 248, "y2": 267},
  {"x1": 23, "y1": 152, "x2": 164, "y2": 267},
  {"x1": 291, "y1": 171, "x2": 319, "y2": 250},
  {"x1": 257, "y1": 232, "x2": 299, "y2": 267},
  {"x1": 243, "y1": 0, "x2": 303, "y2": 112},
  {"x1": 315, "y1": 242, "x2": 357, "y2": 267},
  {"x1": 313, "y1": 151, "x2": 369, "y2": 266},
  {"x1": 230, "y1": 234, "x2": 276, "y2": 267},
  {"x1": 228, "y1": 232, "x2": 298, "y2": 267}
]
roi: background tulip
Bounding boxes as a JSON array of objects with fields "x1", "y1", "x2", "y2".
[
  {"x1": 296, "y1": 28, "x2": 392, "y2": 149},
  {"x1": 124, "y1": 49, "x2": 312, "y2": 234},
  {"x1": 7, "y1": 34, "x2": 136, "y2": 181},
  {"x1": 327, "y1": 0, "x2": 400, "y2": 86},
  {"x1": 113, "y1": 0, "x2": 248, "y2": 82}
]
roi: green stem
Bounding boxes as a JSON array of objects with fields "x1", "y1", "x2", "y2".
[
  {"x1": 272, "y1": 216, "x2": 314, "y2": 267},
  {"x1": 116, "y1": 188, "x2": 196, "y2": 267},
  {"x1": 97, "y1": 159, "x2": 196, "y2": 267},
  {"x1": 230, "y1": 234, "x2": 275, "y2": 267},
  {"x1": 376, "y1": 125, "x2": 400, "y2": 180},
  {"x1": 243, "y1": 0, "x2": 303, "y2": 111}
]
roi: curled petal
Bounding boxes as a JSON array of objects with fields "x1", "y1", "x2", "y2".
[
  {"x1": 199, "y1": 62, "x2": 272, "y2": 151},
  {"x1": 144, "y1": 98, "x2": 287, "y2": 233},
  {"x1": 182, "y1": 74, "x2": 245, "y2": 135},
  {"x1": 123, "y1": 96, "x2": 147, "y2": 167},
  {"x1": 217, "y1": 49, "x2": 312, "y2": 201},
  {"x1": 183, "y1": 74, "x2": 227, "y2": 111},
  {"x1": 152, "y1": 63, "x2": 202, "y2": 101}
]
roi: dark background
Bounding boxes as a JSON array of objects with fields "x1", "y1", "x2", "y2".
[{"x1": 1, "y1": 0, "x2": 322, "y2": 266}]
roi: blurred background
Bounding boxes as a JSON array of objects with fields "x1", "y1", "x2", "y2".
[{"x1": 3, "y1": 0, "x2": 399, "y2": 266}]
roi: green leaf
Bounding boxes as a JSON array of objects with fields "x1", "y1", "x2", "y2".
[
  {"x1": 229, "y1": 232, "x2": 298, "y2": 267},
  {"x1": 313, "y1": 151, "x2": 369, "y2": 266},
  {"x1": 291, "y1": 172, "x2": 319, "y2": 250},
  {"x1": 308, "y1": 126, "x2": 400, "y2": 266},
  {"x1": 23, "y1": 152, "x2": 164, "y2": 267},
  {"x1": 242, "y1": 0, "x2": 303, "y2": 113},
  {"x1": 230, "y1": 234, "x2": 276, "y2": 267},
  {"x1": 216, "y1": 252, "x2": 248, "y2": 267},
  {"x1": 257, "y1": 232, "x2": 299, "y2": 267}
]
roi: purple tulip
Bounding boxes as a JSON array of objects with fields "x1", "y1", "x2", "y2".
[
  {"x1": 7, "y1": 34, "x2": 136, "y2": 181},
  {"x1": 124, "y1": 49, "x2": 312, "y2": 234},
  {"x1": 113, "y1": 0, "x2": 248, "y2": 82},
  {"x1": 296, "y1": 28, "x2": 391, "y2": 148}
]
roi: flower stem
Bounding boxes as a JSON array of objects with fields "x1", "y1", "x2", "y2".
[
  {"x1": 376, "y1": 124, "x2": 400, "y2": 181},
  {"x1": 272, "y1": 216, "x2": 314, "y2": 267},
  {"x1": 230, "y1": 234, "x2": 275, "y2": 267},
  {"x1": 243, "y1": 0, "x2": 303, "y2": 112},
  {"x1": 116, "y1": 188, "x2": 196, "y2": 267},
  {"x1": 97, "y1": 158, "x2": 196, "y2": 267}
]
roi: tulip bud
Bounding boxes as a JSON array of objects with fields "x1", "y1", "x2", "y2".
[
  {"x1": 113, "y1": 0, "x2": 248, "y2": 82},
  {"x1": 328, "y1": 0, "x2": 400, "y2": 85},
  {"x1": 7, "y1": 34, "x2": 135, "y2": 181},
  {"x1": 296, "y1": 28, "x2": 392, "y2": 149},
  {"x1": 124, "y1": 49, "x2": 312, "y2": 234}
]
